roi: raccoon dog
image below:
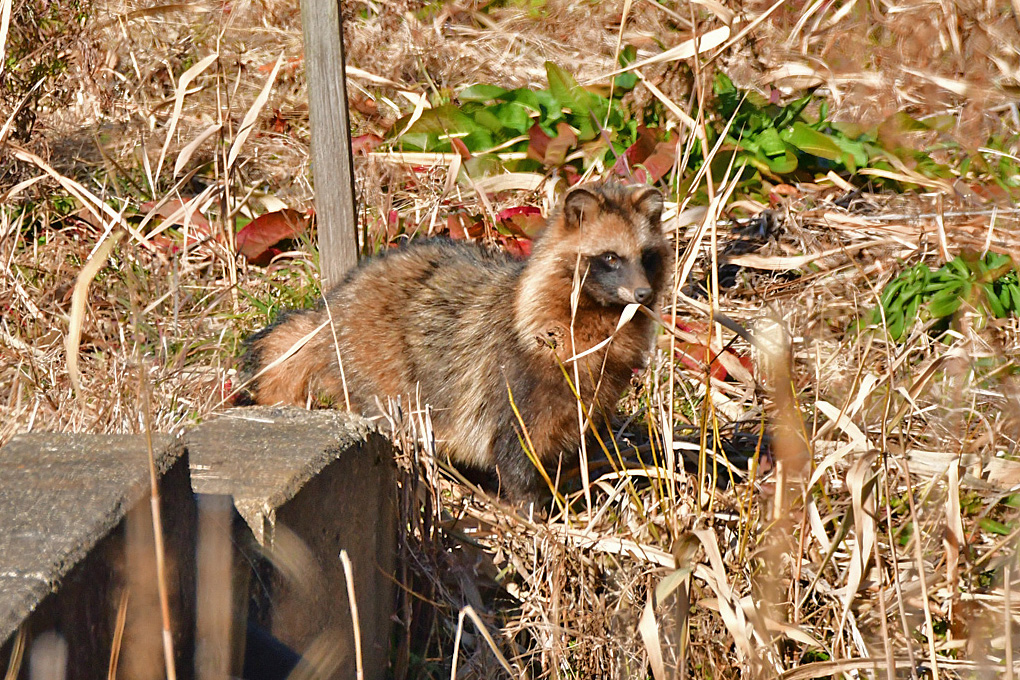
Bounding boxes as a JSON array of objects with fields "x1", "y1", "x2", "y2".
[{"x1": 238, "y1": 181, "x2": 671, "y2": 500}]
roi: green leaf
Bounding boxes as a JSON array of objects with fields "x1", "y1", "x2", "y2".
[
  {"x1": 471, "y1": 108, "x2": 505, "y2": 133},
  {"x1": 496, "y1": 88, "x2": 543, "y2": 113},
  {"x1": 460, "y1": 129, "x2": 496, "y2": 152},
  {"x1": 880, "y1": 110, "x2": 931, "y2": 135},
  {"x1": 755, "y1": 127, "x2": 787, "y2": 158},
  {"x1": 880, "y1": 277, "x2": 907, "y2": 307},
  {"x1": 829, "y1": 136, "x2": 868, "y2": 172},
  {"x1": 986, "y1": 251, "x2": 1013, "y2": 269},
  {"x1": 999, "y1": 285, "x2": 1013, "y2": 312},
  {"x1": 830, "y1": 120, "x2": 867, "y2": 139},
  {"x1": 619, "y1": 45, "x2": 637, "y2": 66},
  {"x1": 925, "y1": 114, "x2": 956, "y2": 132},
  {"x1": 545, "y1": 61, "x2": 592, "y2": 120},
  {"x1": 773, "y1": 92, "x2": 814, "y2": 128},
  {"x1": 397, "y1": 132, "x2": 430, "y2": 151},
  {"x1": 887, "y1": 312, "x2": 905, "y2": 340},
  {"x1": 530, "y1": 89, "x2": 561, "y2": 115},
  {"x1": 614, "y1": 72, "x2": 638, "y2": 91},
  {"x1": 780, "y1": 122, "x2": 844, "y2": 161},
  {"x1": 487, "y1": 102, "x2": 533, "y2": 135},
  {"x1": 985, "y1": 252, "x2": 1014, "y2": 280},
  {"x1": 905, "y1": 277, "x2": 930, "y2": 295},
  {"x1": 762, "y1": 148, "x2": 799, "y2": 174},
  {"x1": 946, "y1": 256, "x2": 972, "y2": 279},
  {"x1": 544, "y1": 62, "x2": 606, "y2": 140},
  {"x1": 614, "y1": 46, "x2": 639, "y2": 90},
  {"x1": 926, "y1": 270, "x2": 965, "y2": 291},
  {"x1": 459, "y1": 84, "x2": 509, "y2": 102},
  {"x1": 928, "y1": 290, "x2": 964, "y2": 318},
  {"x1": 984, "y1": 282, "x2": 1007, "y2": 317},
  {"x1": 894, "y1": 280, "x2": 925, "y2": 311},
  {"x1": 713, "y1": 72, "x2": 743, "y2": 120},
  {"x1": 886, "y1": 289, "x2": 907, "y2": 314},
  {"x1": 905, "y1": 293, "x2": 921, "y2": 324},
  {"x1": 979, "y1": 517, "x2": 1013, "y2": 536},
  {"x1": 403, "y1": 104, "x2": 481, "y2": 137},
  {"x1": 1010, "y1": 283, "x2": 1020, "y2": 311},
  {"x1": 732, "y1": 134, "x2": 760, "y2": 155}
]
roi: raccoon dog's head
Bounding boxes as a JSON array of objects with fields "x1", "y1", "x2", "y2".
[{"x1": 549, "y1": 182, "x2": 669, "y2": 309}]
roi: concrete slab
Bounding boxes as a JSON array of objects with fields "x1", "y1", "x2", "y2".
[
  {"x1": 0, "y1": 434, "x2": 196, "y2": 680},
  {"x1": 0, "y1": 434, "x2": 177, "y2": 589},
  {"x1": 188, "y1": 407, "x2": 396, "y2": 680},
  {"x1": 0, "y1": 574, "x2": 48, "y2": 648}
]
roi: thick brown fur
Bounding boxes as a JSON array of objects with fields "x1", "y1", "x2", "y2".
[{"x1": 237, "y1": 181, "x2": 672, "y2": 500}]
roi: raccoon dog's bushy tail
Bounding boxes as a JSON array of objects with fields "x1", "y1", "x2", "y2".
[{"x1": 234, "y1": 308, "x2": 332, "y2": 406}]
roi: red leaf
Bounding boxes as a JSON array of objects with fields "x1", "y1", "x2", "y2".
[
  {"x1": 527, "y1": 122, "x2": 576, "y2": 166},
  {"x1": 614, "y1": 125, "x2": 658, "y2": 175},
  {"x1": 527, "y1": 124, "x2": 551, "y2": 163},
  {"x1": 446, "y1": 213, "x2": 484, "y2": 240},
  {"x1": 236, "y1": 209, "x2": 310, "y2": 265},
  {"x1": 349, "y1": 94, "x2": 379, "y2": 117},
  {"x1": 258, "y1": 56, "x2": 302, "y2": 73},
  {"x1": 497, "y1": 206, "x2": 544, "y2": 238},
  {"x1": 769, "y1": 183, "x2": 800, "y2": 205},
  {"x1": 501, "y1": 236, "x2": 532, "y2": 258},
  {"x1": 638, "y1": 140, "x2": 678, "y2": 183},
  {"x1": 673, "y1": 339, "x2": 750, "y2": 382},
  {"x1": 544, "y1": 122, "x2": 577, "y2": 166},
  {"x1": 450, "y1": 137, "x2": 472, "y2": 160},
  {"x1": 675, "y1": 342, "x2": 709, "y2": 370},
  {"x1": 447, "y1": 214, "x2": 467, "y2": 240},
  {"x1": 496, "y1": 206, "x2": 541, "y2": 220},
  {"x1": 966, "y1": 182, "x2": 1011, "y2": 203},
  {"x1": 352, "y1": 133, "x2": 384, "y2": 156},
  {"x1": 563, "y1": 165, "x2": 582, "y2": 185},
  {"x1": 269, "y1": 110, "x2": 290, "y2": 134}
]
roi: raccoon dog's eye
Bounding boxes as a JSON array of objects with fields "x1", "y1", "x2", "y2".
[{"x1": 599, "y1": 252, "x2": 621, "y2": 268}]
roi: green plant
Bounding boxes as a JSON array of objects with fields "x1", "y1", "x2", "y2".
[
  {"x1": 393, "y1": 59, "x2": 638, "y2": 173},
  {"x1": 864, "y1": 251, "x2": 1020, "y2": 341},
  {"x1": 713, "y1": 74, "x2": 860, "y2": 176},
  {"x1": 711, "y1": 74, "x2": 962, "y2": 187},
  {"x1": 391, "y1": 62, "x2": 980, "y2": 207}
]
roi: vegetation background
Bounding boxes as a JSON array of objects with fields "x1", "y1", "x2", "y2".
[{"x1": 1, "y1": 0, "x2": 1019, "y2": 676}]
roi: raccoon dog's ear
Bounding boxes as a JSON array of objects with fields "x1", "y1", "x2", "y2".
[
  {"x1": 629, "y1": 186, "x2": 664, "y2": 228},
  {"x1": 562, "y1": 187, "x2": 601, "y2": 230}
]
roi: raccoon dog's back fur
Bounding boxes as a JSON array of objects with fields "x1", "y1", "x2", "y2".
[{"x1": 238, "y1": 181, "x2": 671, "y2": 500}]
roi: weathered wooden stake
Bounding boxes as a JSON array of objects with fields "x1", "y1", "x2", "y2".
[{"x1": 300, "y1": 0, "x2": 359, "y2": 288}]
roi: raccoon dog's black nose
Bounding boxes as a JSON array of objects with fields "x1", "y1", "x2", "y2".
[{"x1": 634, "y1": 287, "x2": 653, "y2": 304}]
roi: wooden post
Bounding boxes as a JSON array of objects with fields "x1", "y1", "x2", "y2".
[{"x1": 300, "y1": 0, "x2": 359, "y2": 289}]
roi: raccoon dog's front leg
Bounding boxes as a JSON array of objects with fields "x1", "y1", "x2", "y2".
[{"x1": 490, "y1": 426, "x2": 557, "y2": 503}]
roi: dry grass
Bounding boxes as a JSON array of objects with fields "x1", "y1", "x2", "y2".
[{"x1": 3, "y1": 0, "x2": 1020, "y2": 677}]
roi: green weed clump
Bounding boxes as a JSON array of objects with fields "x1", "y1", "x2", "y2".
[
  {"x1": 394, "y1": 57, "x2": 640, "y2": 172},
  {"x1": 390, "y1": 59, "x2": 1017, "y2": 206},
  {"x1": 864, "y1": 251, "x2": 1019, "y2": 341}
]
